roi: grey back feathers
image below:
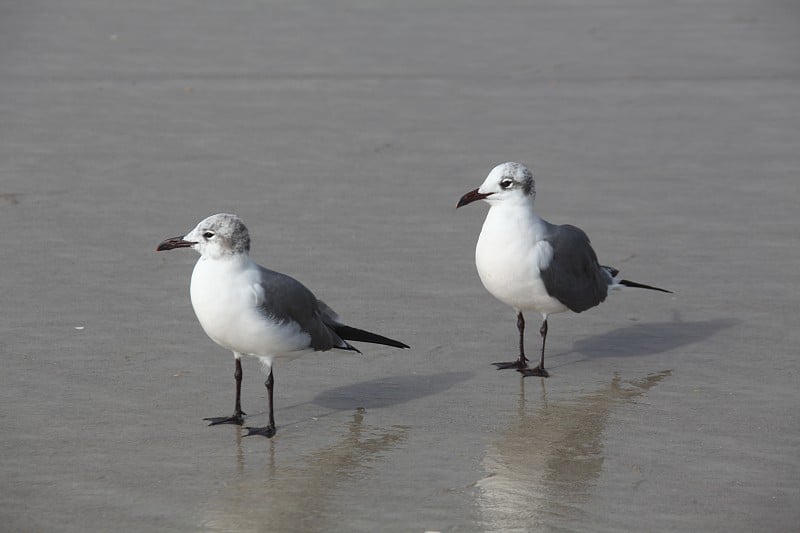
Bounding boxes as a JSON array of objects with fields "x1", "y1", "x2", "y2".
[
  {"x1": 254, "y1": 265, "x2": 357, "y2": 352},
  {"x1": 539, "y1": 223, "x2": 612, "y2": 313},
  {"x1": 254, "y1": 265, "x2": 410, "y2": 352}
]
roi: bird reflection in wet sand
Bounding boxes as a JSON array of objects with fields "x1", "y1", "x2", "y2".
[
  {"x1": 202, "y1": 409, "x2": 409, "y2": 532},
  {"x1": 477, "y1": 371, "x2": 671, "y2": 531}
]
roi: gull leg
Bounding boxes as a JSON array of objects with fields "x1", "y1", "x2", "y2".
[
  {"x1": 205, "y1": 358, "x2": 247, "y2": 425},
  {"x1": 520, "y1": 319, "x2": 550, "y2": 377},
  {"x1": 492, "y1": 312, "x2": 530, "y2": 370},
  {"x1": 245, "y1": 369, "x2": 277, "y2": 438}
]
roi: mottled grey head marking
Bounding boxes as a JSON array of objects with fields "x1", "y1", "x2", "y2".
[
  {"x1": 497, "y1": 162, "x2": 535, "y2": 196},
  {"x1": 191, "y1": 213, "x2": 250, "y2": 255}
]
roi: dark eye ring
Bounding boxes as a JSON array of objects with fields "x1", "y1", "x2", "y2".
[
  {"x1": 500, "y1": 179, "x2": 513, "y2": 189},
  {"x1": 203, "y1": 231, "x2": 215, "y2": 239}
]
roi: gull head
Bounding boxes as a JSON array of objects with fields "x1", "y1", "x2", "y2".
[
  {"x1": 157, "y1": 213, "x2": 251, "y2": 259},
  {"x1": 457, "y1": 162, "x2": 535, "y2": 208}
]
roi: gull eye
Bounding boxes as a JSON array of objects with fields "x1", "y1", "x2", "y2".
[
  {"x1": 203, "y1": 231, "x2": 215, "y2": 239},
  {"x1": 500, "y1": 179, "x2": 513, "y2": 189}
]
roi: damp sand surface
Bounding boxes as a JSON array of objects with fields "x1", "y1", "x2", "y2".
[{"x1": 1, "y1": 1, "x2": 798, "y2": 531}]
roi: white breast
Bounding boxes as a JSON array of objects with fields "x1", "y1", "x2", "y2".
[
  {"x1": 189, "y1": 256, "x2": 312, "y2": 358},
  {"x1": 475, "y1": 206, "x2": 568, "y2": 316}
]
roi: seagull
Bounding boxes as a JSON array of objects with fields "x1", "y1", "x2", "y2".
[
  {"x1": 457, "y1": 162, "x2": 671, "y2": 377},
  {"x1": 157, "y1": 213, "x2": 409, "y2": 437}
]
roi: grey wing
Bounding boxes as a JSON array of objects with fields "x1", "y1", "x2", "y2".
[
  {"x1": 255, "y1": 266, "x2": 354, "y2": 352},
  {"x1": 539, "y1": 224, "x2": 612, "y2": 313}
]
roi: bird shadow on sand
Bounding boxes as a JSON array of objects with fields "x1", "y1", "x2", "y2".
[
  {"x1": 312, "y1": 371, "x2": 472, "y2": 410},
  {"x1": 570, "y1": 312, "x2": 739, "y2": 358}
]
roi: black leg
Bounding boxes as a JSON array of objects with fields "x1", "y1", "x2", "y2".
[
  {"x1": 266, "y1": 369, "x2": 276, "y2": 430},
  {"x1": 492, "y1": 312, "x2": 531, "y2": 371},
  {"x1": 204, "y1": 358, "x2": 247, "y2": 425},
  {"x1": 245, "y1": 368, "x2": 277, "y2": 438},
  {"x1": 519, "y1": 319, "x2": 550, "y2": 377}
]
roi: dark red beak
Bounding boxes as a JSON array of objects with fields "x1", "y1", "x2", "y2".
[
  {"x1": 457, "y1": 188, "x2": 492, "y2": 208},
  {"x1": 156, "y1": 236, "x2": 197, "y2": 251}
]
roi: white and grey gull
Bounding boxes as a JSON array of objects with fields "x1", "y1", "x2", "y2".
[
  {"x1": 157, "y1": 213, "x2": 409, "y2": 437},
  {"x1": 457, "y1": 162, "x2": 671, "y2": 377}
]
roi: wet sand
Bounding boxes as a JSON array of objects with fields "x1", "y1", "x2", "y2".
[{"x1": 1, "y1": 0, "x2": 798, "y2": 531}]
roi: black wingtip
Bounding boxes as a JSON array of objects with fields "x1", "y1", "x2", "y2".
[
  {"x1": 334, "y1": 325, "x2": 410, "y2": 349},
  {"x1": 619, "y1": 279, "x2": 673, "y2": 294}
]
